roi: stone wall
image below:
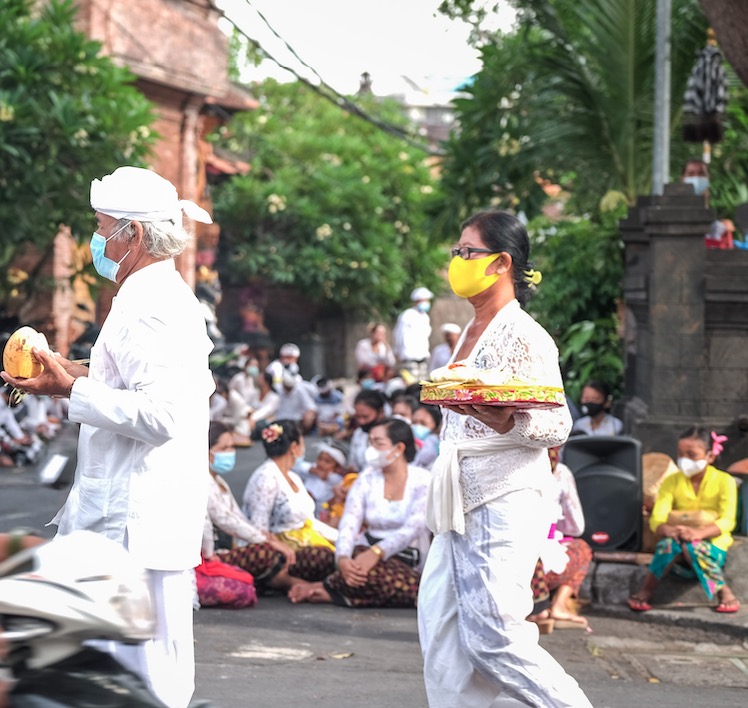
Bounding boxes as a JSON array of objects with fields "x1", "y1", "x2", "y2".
[{"x1": 620, "y1": 183, "x2": 748, "y2": 465}]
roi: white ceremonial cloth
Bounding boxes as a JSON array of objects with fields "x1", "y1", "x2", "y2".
[
  {"x1": 427, "y1": 434, "x2": 519, "y2": 535},
  {"x1": 91, "y1": 166, "x2": 212, "y2": 224}
]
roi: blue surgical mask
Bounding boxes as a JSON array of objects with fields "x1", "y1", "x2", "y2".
[
  {"x1": 90, "y1": 222, "x2": 131, "y2": 282},
  {"x1": 684, "y1": 176, "x2": 709, "y2": 197},
  {"x1": 411, "y1": 423, "x2": 431, "y2": 442},
  {"x1": 361, "y1": 378, "x2": 375, "y2": 390},
  {"x1": 246, "y1": 365, "x2": 260, "y2": 378},
  {"x1": 210, "y1": 450, "x2": 236, "y2": 475},
  {"x1": 416, "y1": 301, "x2": 431, "y2": 314}
]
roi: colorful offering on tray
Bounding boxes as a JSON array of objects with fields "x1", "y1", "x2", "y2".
[{"x1": 419, "y1": 363, "x2": 565, "y2": 409}]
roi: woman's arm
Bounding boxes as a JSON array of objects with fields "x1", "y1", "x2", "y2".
[
  {"x1": 335, "y1": 474, "x2": 367, "y2": 561},
  {"x1": 208, "y1": 477, "x2": 267, "y2": 544}
]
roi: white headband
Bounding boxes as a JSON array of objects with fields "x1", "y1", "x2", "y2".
[
  {"x1": 91, "y1": 166, "x2": 212, "y2": 224},
  {"x1": 317, "y1": 442, "x2": 347, "y2": 468}
]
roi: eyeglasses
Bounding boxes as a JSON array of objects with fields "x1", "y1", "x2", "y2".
[{"x1": 450, "y1": 246, "x2": 497, "y2": 260}]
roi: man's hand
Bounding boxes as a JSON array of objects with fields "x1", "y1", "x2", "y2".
[{"x1": 1, "y1": 348, "x2": 76, "y2": 399}]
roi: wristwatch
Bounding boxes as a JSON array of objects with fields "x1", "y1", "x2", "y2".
[{"x1": 370, "y1": 545, "x2": 385, "y2": 559}]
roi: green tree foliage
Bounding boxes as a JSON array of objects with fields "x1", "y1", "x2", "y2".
[
  {"x1": 0, "y1": 0, "x2": 154, "y2": 301},
  {"x1": 435, "y1": 1, "x2": 715, "y2": 401},
  {"x1": 526, "y1": 209, "x2": 626, "y2": 400},
  {"x1": 708, "y1": 81, "x2": 748, "y2": 222},
  {"x1": 435, "y1": 0, "x2": 707, "y2": 235},
  {"x1": 211, "y1": 80, "x2": 445, "y2": 318}
]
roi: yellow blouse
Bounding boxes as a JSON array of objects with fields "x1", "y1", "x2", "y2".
[{"x1": 649, "y1": 465, "x2": 738, "y2": 551}]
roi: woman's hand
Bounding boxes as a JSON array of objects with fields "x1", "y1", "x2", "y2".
[
  {"x1": 442, "y1": 403, "x2": 515, "y2": 434},
  {"x1": 338, "y1": 556, "x2": 370, "y2": 587},
  {"x1": 656, "y1": 523, "x2": 680, "y2": 539},
  {"x1": 268, "y1": 537, "x2": 296, "y2": 567}
]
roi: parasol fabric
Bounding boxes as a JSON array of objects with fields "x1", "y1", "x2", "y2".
[{"x1": 682, "y1": 45, "x2": 728, "y2": 143}]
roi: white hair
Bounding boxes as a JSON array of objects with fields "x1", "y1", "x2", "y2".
[{"x1": 113, "y1": 218, "x2": 191, "y2": 259}]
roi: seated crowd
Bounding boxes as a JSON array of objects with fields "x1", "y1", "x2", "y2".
[
  {"x1": 3, "y1": 327, "x2": 741, "y2": 624},
  {"x1": 198, "y1": 340, "x2": 611, "y2": 631}
]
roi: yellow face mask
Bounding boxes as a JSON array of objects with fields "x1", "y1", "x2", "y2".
[{"x1": 448, "y1": 253, "x2": 501, "y2": 298}]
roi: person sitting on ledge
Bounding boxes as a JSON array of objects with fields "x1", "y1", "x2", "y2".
[{"x1": 628, "y1": 426, "x2": 739, "y2": 613}]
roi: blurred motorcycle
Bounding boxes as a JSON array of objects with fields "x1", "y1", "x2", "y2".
[{"x1": 0, "y1": 532, "x2": 212, "y2": 707}]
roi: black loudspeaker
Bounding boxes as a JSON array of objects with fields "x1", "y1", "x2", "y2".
[{"x1": 563, "y1": 435, "x2": 643, "y2": 551}]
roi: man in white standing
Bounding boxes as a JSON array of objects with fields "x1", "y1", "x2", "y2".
[
  {"x1": 392, "y1": 286, "x2": 433, "y2": 381},
  {"x1": 1, "y1": 166, "x2": 215, "y2": 708}
]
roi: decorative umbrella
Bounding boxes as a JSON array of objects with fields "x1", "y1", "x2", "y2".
[{"x1": 682, "y1": 30, "x2": 728, "y2": 143}]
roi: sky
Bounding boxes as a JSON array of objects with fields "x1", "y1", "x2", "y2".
[{"x1": 217, "y1": 0, "x2": 516, "y2": 99}]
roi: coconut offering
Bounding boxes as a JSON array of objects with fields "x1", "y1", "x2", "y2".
[{"x1": 3, "y1": 326, "x2": 50, "y2": 379}]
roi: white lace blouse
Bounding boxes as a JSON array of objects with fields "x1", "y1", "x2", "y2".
[
  {"x1": 442, "y1": 299, "x2": 572, "y2": 512},
  {"x1": 242, "y1": 458, "x2": 316, "y2": 534},
  {"x1": 336, "y1": 464, "x2": 432, "y2": 571},
  {"x1": 203, "y1": 473, "x2": 267, "y2": 557}
]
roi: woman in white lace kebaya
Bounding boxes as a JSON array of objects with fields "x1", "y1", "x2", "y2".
[
  {"x1": 418, "y1": 211, "x2": 593, "y2": 708},
  {"x1": 242, "y1": 420, "x2": 338, "y2": 552},
  {"x1": 288, "y1": 417, "x2": 431, "y2": 607}
]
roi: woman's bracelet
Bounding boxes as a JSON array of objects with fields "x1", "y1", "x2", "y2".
[{"x1": 370, "y1": 545, "x2": 385, "y2": 560}]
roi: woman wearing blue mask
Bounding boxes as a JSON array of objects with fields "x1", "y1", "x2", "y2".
[
  {"x1": 201, "y1": 422, "x2": 333, "y2": 605},
  {"x1": 628, "y1": 426, "x2": 739, "y2": 614},
  {"x1": 412, "y1": 404, "x2": 442, "y2": 471}
]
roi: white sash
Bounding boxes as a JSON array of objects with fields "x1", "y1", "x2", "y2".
[{"x1": 426, "y1": 434, "x2": 518, "y2": 534}]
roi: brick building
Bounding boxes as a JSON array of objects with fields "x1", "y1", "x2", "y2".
[{"x1": 19, "y1": 0, "x2": 254, "y2": 355}]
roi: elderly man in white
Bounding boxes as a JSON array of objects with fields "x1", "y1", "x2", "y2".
[
  {"x1": 392, "y1": 286, "x2": 434, "y2": 381},
  {"x1": 1, "y1": 166, "x2": 215, "y2": 708}
]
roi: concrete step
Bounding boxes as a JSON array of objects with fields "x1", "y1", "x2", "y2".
[{"x1": 584, "y1": 537, "x2": 747, "y2": 608}]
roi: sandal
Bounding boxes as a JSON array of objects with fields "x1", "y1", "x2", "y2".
[
  {"x1": 715, "y1": 598, "x2": 741, "y2": 613},
  {"x1": 627, "y1": 597, "x2": 652, "y2": 612}
]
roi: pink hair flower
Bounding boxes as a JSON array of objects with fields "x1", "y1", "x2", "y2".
[{"x1": 711, "y1": 431, "x2": 728, "y2": 457}]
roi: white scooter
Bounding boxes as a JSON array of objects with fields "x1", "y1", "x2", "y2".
[{"x1": 0, "y1": 531, "x2": 204, "y2": 707}]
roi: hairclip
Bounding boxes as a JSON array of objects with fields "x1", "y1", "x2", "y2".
[
  {"x1": 710, "y1": 431, "x2": 727, "y2": 457},
  {"x1": 524, "y1": 269, "x2": 542, "y2": 286}
]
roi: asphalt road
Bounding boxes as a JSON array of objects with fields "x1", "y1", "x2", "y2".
[{"x1": 2, "y1": 423, "x2": 747, "y2": 707}]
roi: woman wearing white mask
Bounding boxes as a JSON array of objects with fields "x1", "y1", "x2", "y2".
[
  {"x1": 287, "y1": 418, "x2": 431, "y2": 607},
  {"x1": 628, "y1": 426, "x2": 739, "y2": 613}
]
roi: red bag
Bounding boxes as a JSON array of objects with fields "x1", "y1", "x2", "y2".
[{"x1": 195, "y1": 556, "x2": 257, "y2": 608}]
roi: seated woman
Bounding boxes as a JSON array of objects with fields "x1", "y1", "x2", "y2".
[
  {"x1": 411, "y1": 404, "x2": 442, "y2": 471},
  {"x1": 242, "y1": 419, "x2": 338, "y2": 551},
  {"x1": 201, "y1": 422, "x2": 335, "y2": 605},
  {"x1": 628, "y1": 426, "x2": 739, "y2": 613},
  {"x1": 571, "y1": 380, "x2": 623, "y2": 437},
  {"x1": 528, "y1": 446, "x2": 593, "y2": 631},
  {"x1": 287, "y1": 418, "x2": 431, "y2": 608}
]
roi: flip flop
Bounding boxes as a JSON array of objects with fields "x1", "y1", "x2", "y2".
[
  {"x1": 627, "y1": 597, "x2": 652, "y2": 612},
  {"x1": 715, "y1": 599, "x2": 741, "y2": 613}
]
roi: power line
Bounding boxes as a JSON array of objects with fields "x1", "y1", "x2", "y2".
[{"x1": 221, "y1": 1, "x2": 443, "y2": 156}]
